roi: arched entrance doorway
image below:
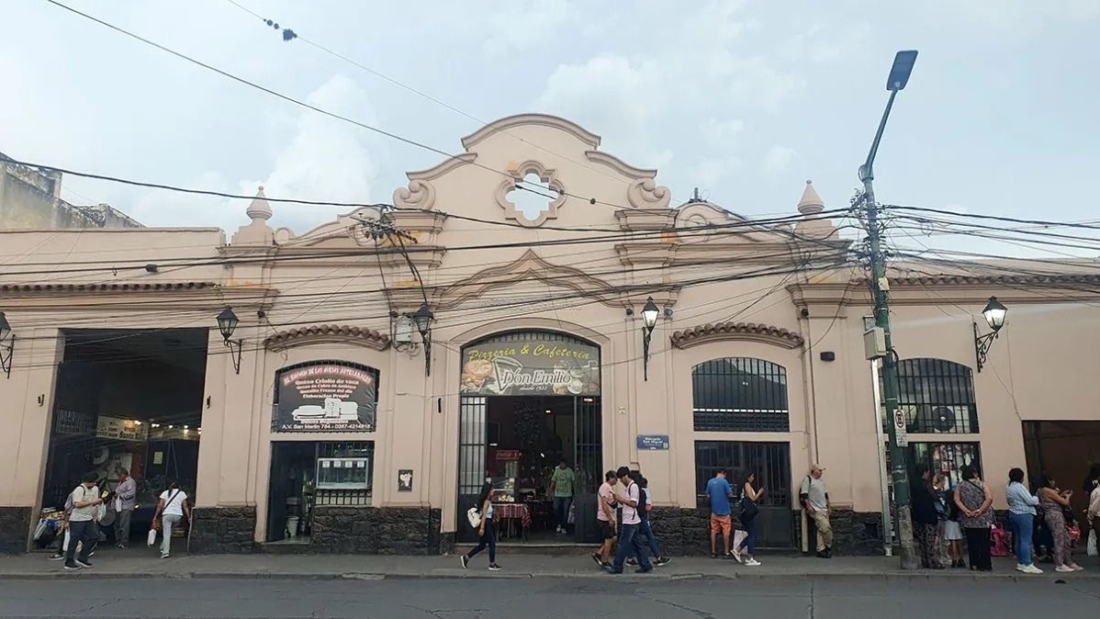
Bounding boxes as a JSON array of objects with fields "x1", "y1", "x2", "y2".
[{"x1": 457, "y1": 330, "x2": 603, "y2": 544}]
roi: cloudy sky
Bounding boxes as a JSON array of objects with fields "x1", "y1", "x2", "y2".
[{"x1": 2, "y1": 0, "x2": 1098, "y2": 250}]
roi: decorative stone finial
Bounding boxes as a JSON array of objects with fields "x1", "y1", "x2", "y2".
[
  {"x1": 246, "y1": 185, "x2": 273, "y2": 222},
  {"x1": 797, "y1": 179, "x2": 824, "y2": 215}
]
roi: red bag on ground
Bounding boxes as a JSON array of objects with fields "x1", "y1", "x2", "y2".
[{"x1": 991, "y1": 525, "x2": 1011, "y2": 557}]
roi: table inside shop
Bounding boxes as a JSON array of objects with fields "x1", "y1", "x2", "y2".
[{"x1": 491, "y1": 503, "x2": 532, "y2": 540}]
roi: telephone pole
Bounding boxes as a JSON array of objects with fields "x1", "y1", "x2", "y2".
[{"x1": 857, "y1": 50, "x2": 919, "y2": 570}]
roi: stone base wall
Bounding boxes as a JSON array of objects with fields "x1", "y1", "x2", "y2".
[
  {"x1": 312, "y1": 506, "x2": 443, "y2": 555},
  {"x1": 649, "y1": 507, "x2": 723, "y2": 556},
  {"x1": 0, "y1": 507, "x2": 33, "y2": 555},
  {"x1": 189, "y1": 507, "x2": 257, "y2": 554},
  {"x1": 648, "y1": 507, "x2": 893, "y2": 556},
  {"x1": 820, "y1": 508, "x2": 885, "y2": 556}
]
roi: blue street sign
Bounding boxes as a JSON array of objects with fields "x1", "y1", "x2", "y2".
[{"x1": 636, "y1": 435, "x2": 670, "y2": 451}]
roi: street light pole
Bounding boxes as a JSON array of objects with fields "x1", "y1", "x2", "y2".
[{"x1": 859, "y1": 50, "x2": 919, "y2": 570}]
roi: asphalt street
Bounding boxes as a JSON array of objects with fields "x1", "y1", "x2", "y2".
[{"x1": 1, "y1": 576, "x2": 1098, "y2": 618}]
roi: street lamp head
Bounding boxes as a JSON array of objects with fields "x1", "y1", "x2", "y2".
[
  {"x1": 641, "y1": 297, "x2": 660, "y2": 332},
  {"x1": 412, "y1": 302, "x2": 434, "y2": 337},
  {"x1": 887, "y1": 50, "x2": 918, "y2": 91},
  {"x1": 981, "y1": 296, "x2": 1007, "y2": 332},
  {"x1": 216, "y1": 307, "x2": 240, "y2": 342},
  {"x1": 0, "y1": 311, "x2": 10, "y2": 341}
]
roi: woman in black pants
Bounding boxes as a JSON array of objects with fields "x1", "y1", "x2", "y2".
[
  {"x1": 461, "y1": 482, "x2": 501, "y2": 571},
  {"x1": 954, "y1": 465, "x2": 994, "y2": 571}
]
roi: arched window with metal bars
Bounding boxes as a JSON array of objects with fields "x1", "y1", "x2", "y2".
[
  {"x1": 692, "y1": 357, "x2": 790, "y2": 432},
  {"x1": 885, "y1": 358, "x2": 979, "y2": 434}
]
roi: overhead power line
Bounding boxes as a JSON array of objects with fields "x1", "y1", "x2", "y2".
[{"x1": 40, "y1": 0, "x2": 642, "y2": 214}]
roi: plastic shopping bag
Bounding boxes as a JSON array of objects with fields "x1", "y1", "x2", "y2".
[
  {"x1": 147, "y1": 528, "x2": 158, "y2": 547},
  {"x1": 1088, "y1": 529, "x2": 1098, "y2": 557},
  {"x1": 733, "y1": 529, "x2": 747, "y2": 551}
]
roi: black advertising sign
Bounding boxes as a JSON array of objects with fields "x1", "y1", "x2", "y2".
[
  {"x1": 460, "y1": 337, "x2": 600, "y2": 396},
  {"x1": 274, "y1": 362, "x2": 379, "y2": 432}
]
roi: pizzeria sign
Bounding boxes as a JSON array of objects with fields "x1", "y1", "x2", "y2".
[{"x1": 461, "y1": 335, "x2": 600, "y2": 396}]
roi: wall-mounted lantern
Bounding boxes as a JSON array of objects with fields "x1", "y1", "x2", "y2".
[
  {"x1": 640, "y1": 297, "x2": 660, "y2": 381},
  {"x1": 216, "y1": 307, "x2": 244, "y2": 375},
  {"x1": 974, "y1": 296, "x2": 1008, "y2": 372}
]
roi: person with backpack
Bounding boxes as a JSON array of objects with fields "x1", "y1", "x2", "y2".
[
  {"x1": 63, "y1": 472, "x2": 104, "y2": 571},
  {"x1": 799, "y1": 464, "x2": 832, "y2": 558},
  {"x1": 605, "y1": 467, "x2": 653, "y2": 574},
  {"x1": 152, "y1": 480, "x2": 191, "y2": 559},
  {"x1": 627, "y1": 476, "x2": 671, "y2": 568},
  {"x1": 461, "y1": 482, "x2": 501, "y2": 571},
  {"x1": 943, "y1": 479, "x2": 966, "y2": 568}
]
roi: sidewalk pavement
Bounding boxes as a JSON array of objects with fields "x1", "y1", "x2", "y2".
[{"x1": 2, "y1": 549, "x2": 1097, "y2": 582}]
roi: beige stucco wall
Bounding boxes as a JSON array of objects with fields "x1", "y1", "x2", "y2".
[{"x1": 2, "y1": 115, "x2": 1098, "y2": 551}]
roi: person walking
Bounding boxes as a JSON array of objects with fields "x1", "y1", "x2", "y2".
[
  {"x1": 592, "y1": 470, "x2": 618, "y2": 568},
  {"x1": 461, "y1": 482, "x2": 501, "y2": 571},
  {"x1": 1038, "y1": 474, "x2": 1083, "y2": 573},
  {"x1": 955, "y1": 465, "x2": 994, "y2": 572},
  {"x1": 152, "y1": 480, "x2": 190, "y2": 559},
  {"x1": 1006, "y1": 467, "x2": 1042, "y2": 574},
  {"x1": 63, "y1": 473, "x2": 103, "y2": 571},
  {"x1": 1087, "y1": 473, "x2": 1100, "y2": 570},
  {"x1": 910, "y1": 464, "x2": 944, "y2": 569},
  {"x1": 628, "y1": 477, "x2": 670, "y2": 567},
  {"x1": 705, "y1": 469, "x2": 736, "y2": 558},
  {"x1": 549, "y1": 458, "x2": 575, "y2": 535},
  {"x1": 112, "y1": 469, "x2": 137, "y2": 549},
  {"x1": 800, "y1": 464, "x2": 833, "y2": 558},
  {"x1": 605, "y1": 467, "x2": 652, "y2": 574},
  {"x1": 734, "y1": 470, "x2": 764, "y2": 566}
]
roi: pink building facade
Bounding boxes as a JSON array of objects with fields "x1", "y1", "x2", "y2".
[{"x1": 1, "y1": 115, "x2": 1097, "y2": 555}]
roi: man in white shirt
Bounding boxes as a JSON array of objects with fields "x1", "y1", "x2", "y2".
[
  {"x1": 605, "y1": 467, "x2": 653, "y2": 574},
  {"x1": 64, "y1": 473, "x2": 103, "y2": 571}
]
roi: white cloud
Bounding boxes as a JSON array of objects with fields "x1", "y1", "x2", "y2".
[
  {"x1": 481, "y1": 0, "x2": 579, "y2": 56},
  {"x1": 535, "y1": 55, "x2": 673, "y2": 168},
  {"x1": 128, "y1": 75, "x2": 385, "y2": 235},
  {"x1": 693, "y1": 156, "x2": 743, "y2": 188},
  {"x1": 762, "y1": 145, "x2": 795, "y2": 177}
]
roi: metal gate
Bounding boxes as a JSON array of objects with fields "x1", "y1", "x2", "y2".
[
  {"x1": 694, "y1": 441, "x2": 793, "y2": 548},
  {"x1": 573, "y1": 396, "x2": 602, "y2": 543},
  {"x1": 456, "y1": 396, "x2": 488, "y2": 543}
]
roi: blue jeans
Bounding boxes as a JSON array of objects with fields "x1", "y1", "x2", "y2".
[
  {"x1": 739, "y1": 515, "x2": 759, "y2": 554},
  {"x1": 1009, "y1": 512, "x2": 1034, "y2": 566},
  {"x1": 612, "y1": 523, "x2": 652, "y2": 572},
  {"x1": 553, "y1": 496, "x2": 573, "y2": 530},
  {"x1": 636, "y1": 516, "x2": 661, "y2": 558},
  {"x1": 467, "y1": 519, "x2": 496, "y2": 563}
]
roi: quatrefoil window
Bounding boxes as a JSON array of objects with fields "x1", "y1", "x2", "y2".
[{"x1": 495, "y1": 161, "x2": 566, "y2": 227}]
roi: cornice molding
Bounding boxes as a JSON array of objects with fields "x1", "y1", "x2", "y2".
[
  {"x1": 671, "y1": 321, "x2": 805, "y2": 350},
  {"x1": 263, "y1": 324, "x2": 391, "y2": 352}
]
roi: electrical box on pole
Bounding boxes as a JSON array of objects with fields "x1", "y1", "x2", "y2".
[{"x1": 863, "y1": 326, "x2": 887, "y2": 360}]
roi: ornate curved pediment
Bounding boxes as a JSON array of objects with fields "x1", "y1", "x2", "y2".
[
  {"x1": 438, "y1": 249, "x2": 624, "y2": 308},
  {"x1": 670, "y1": 321, "x2": 804, "y2": 350},
  {"x1": 264, "y1": 324, "x2": 391, "y2": 352},
  {"x1": 461, "y1": 113, "x2": 601, "y2": 150}
]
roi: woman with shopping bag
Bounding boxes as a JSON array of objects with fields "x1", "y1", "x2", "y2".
[{"x1": 149, "y1": 480, "x2": 191, "y2": 559}]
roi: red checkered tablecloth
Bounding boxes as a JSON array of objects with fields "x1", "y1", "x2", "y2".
[{"x1": 492, "y1": 503, "x2": 531, "y2": 529}]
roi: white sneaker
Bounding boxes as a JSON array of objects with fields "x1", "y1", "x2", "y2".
[
  {"x1": 1055, "y1": 565, "x2": 1075, "y2": 573},
  {"x1": 745, "y1": 559, "x2": 761, "y2": 566},
  {"x1": 1015, "y1": 564, "x2": 1025, "y2": 572},
  {"x1": 731, "y1": 549, "x2": 743, "y2": 564},
  {"x1": 1022, "y1": 565, "x2": 1043, "y2": 575}
]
